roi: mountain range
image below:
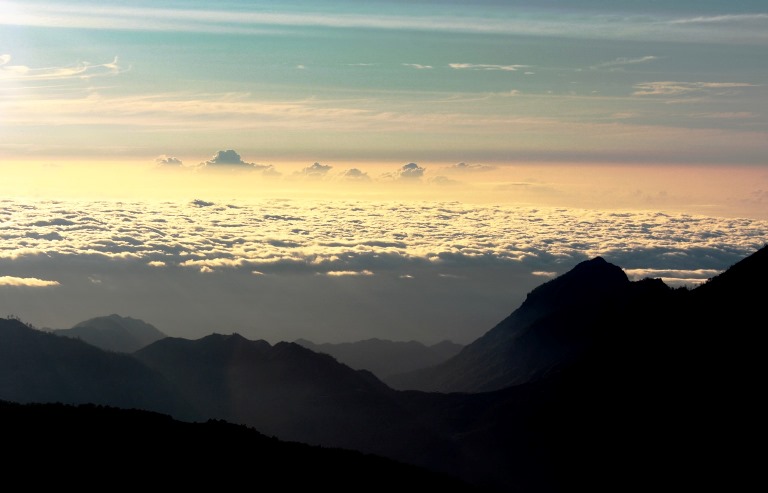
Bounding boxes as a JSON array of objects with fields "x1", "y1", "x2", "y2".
[{"x1": 2, "y1": 244, "x2": 764, "y2": 491}]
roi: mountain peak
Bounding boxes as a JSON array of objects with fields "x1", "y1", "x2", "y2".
[
  {"x1": 386, "y1": 255, "x2": 632, "y2": 393},
  {"x1": 57, "y1": 314, "x2": 167, "y2": 353},
  {"x1": 520, "y1": 256, "x2": 628, "y2": 316}
]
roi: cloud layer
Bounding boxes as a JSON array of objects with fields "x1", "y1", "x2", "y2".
[
  {"x1": 3, "y1": 198, "x2": 765, "y2": 281},
  {"x1": 2, "y1": 197, "x2": 766, "y2": 343}
]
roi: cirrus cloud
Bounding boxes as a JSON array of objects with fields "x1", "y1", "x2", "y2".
[
  {"x1": 449, "y1": 63, "x2": 528, "y2": 71},
  {"x1": 633, "y1": 81, "x2": 757, "y2": 97}
]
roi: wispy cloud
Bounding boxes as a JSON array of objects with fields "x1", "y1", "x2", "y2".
[
  {"x1": 591, "y1": 56, "x2": 658, "y2": 70},
  {"x1": 668, "y1": 14, "x2": 768, "y2": 25},
  {"x1": 532, "y1": 271, "x2": 557, "y2": 278},
  {"x1": 324, "y1": 270, "x2": 374, "y2": 277},
  {"x1": 442, "y1": 162, "x2": 495, "y2": 173},
  {"x1": 690, "y1": 112, "x2": 758, "y2": 120},
  {"x1": 0, "y1": 54, "x2": 123, "y2": 81},
  {"x1": 633, "y1": 81, "x2": 758, "y2": 97},
  {"x1": 449, "y1": 63, "x2": 527, "y2": 71},
  {"x1": 3, "y1": 3, "x2": 767, "y2": 44},
  {"x1": 0, "y1": 276, "x2": 60, "y2": 287}
]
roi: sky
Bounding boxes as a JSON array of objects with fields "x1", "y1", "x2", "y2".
[{"x1": 1, "y1": 1, "x2": 767, "y2": 343}]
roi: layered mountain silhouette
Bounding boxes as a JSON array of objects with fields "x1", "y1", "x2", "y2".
[
  {"x1": 52, "y1": 313, "x2": 166, "y2": 352},
  {"x1": 295, "y1": 337, "x2": 463, "y2": 379},
  {"x1": 0, "y1": 318, "x2": 192, "y2": 419},
  {"x1": 1, "y1": 400, "x2": 484, "y2": 492},
  {"x1": 1, "y1": 244, "x2": 764, "y2": 492},
  {"x1": 133, "y1": 334, "x2": 459, "y2": 474}
]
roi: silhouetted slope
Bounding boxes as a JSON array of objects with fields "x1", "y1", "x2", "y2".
[
  {"x1": 693, "y1": 243, "x2": 767, "y2": 307},
  {"x1": 0, "y1": 318, "x2": 193, "y2": 419},
  {"x1": 389, "y1": 274, "x2": 684, "y2": 492},
  {"x1": 387, "y1": 257, "x2": 633, "y2": 392},
  {"x1": 0, "y1": 401, "x2": 485, "y2": 492},
  {"x1": 295, "y1": 337, "x2": 463, "y2": 378},
  {"x1": 53, "y1": 313, "x2": 166, "y2": 352},
  {"x1": 134, "y1": 333, "x2": 459, "y2": 473},
  {"x1": 394, "y1": 244, "x2": 765, "y2": 492}
]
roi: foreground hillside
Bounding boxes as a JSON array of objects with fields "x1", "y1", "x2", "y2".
[{"x1": 0, "y1": 400, "x2": 485, "y2": 491}]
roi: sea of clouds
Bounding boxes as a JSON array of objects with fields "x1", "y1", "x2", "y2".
[{"x1": 1, "y1": 198, "x2": 765, "y2": 343}]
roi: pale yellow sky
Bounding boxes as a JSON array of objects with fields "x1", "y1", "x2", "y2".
[{"x1": 3, "y1": 160, "x2": 767, "y2": 220}]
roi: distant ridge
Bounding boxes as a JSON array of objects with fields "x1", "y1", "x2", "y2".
[
  {"x1": 53, "y1": 314, "x2": 166, "y2": 353},
  {"x1": 294, "y1": 338, "x2": 463, "y2": 378}
]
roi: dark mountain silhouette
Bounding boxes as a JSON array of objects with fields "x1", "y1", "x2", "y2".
[
  {"x1": 386, "y1": 257, "x2": 637, "y2": 392},
  {"x1": 133, "y1": 334, "x2": 459, "y2": 475},
  {"x1": 294, "y1": 337, "x2": 464, "y2": 378},
  {"x1": 393, "y1": 245, "x2": 767, "y2": 491},
  {"x1": 0, "y1": 318, "x2": 193, "y2": 419},
  {"x1": 52, "y1": 313, "x2": 166, "y2": 352},
  {"x1": 1, "y1": 245, "x2": 764, "y2": 492},
  {"x1": 0, "y1": 400, "x2": 486, "y2": 492}
]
